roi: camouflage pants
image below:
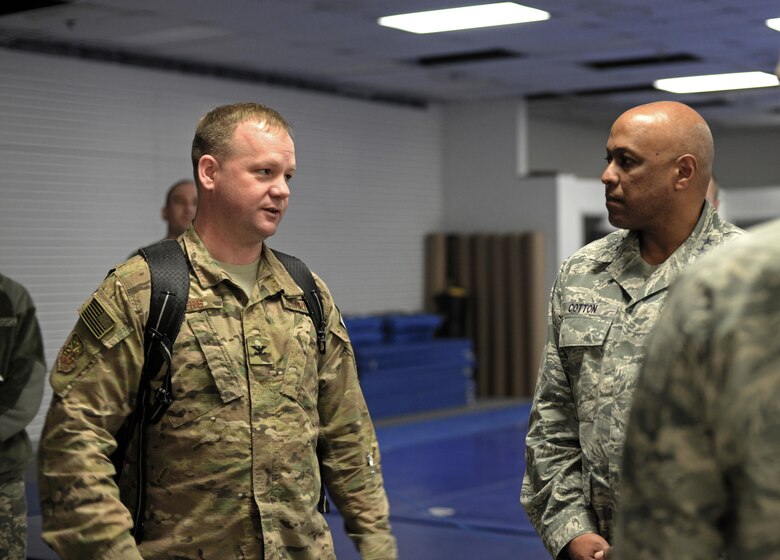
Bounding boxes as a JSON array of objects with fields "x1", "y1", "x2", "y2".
[{"x1": 0, "y1": 478, "x2": 27, "y2": 560}]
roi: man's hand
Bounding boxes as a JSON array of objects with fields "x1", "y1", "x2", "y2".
[{"x1": 566, "y1": 533, "x2": 611, "y2": 560}]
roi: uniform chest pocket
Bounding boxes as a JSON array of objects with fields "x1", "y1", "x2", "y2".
[
  {"x1": 276, "y1": 297, "x2": 319, "y2": 414},
  {"x1": 559, "y1": 313, "x2": 614, "y2": 348},
  {"x1": 559, "y1": 309, "x2": 617, "y2": 422},
  {"x1": 165, "y1": 312, "x2": 243, "y2": 429}
]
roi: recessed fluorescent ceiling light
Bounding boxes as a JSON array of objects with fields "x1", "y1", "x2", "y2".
[
  {"x1": 377, "y1": 2, "x2": 550, "y2": 34},
  {"x1": 767, "y1": 17, "x2": 780, "y2": 32},
  {"x1": 654, "y1": 71, "x2": 779, "y2": 94}
]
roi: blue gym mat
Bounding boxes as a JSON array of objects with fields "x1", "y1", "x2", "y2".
[{"x1": 329, "y1": 401, "x2": 547, "y2": 559}]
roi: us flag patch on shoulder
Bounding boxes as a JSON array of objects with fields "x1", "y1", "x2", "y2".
[{"x1": 80, "y1": 297, "x2": 115, "y2": 339}]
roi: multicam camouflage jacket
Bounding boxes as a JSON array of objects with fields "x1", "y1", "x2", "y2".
[
  {"x1": 0, "y1": 273, "x2": 45, "y2": 481},
  {"x1": 615, "y1": 218, "x2": 780, "y2": 559},
  {"x1": 520, "y1": 202, "x2": 741, "y2": 558},
  {"x1": 39, "y1": 226, "x2": 397, "y2": 560}
]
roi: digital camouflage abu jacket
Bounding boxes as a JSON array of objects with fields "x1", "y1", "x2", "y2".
[{"x1": 521, "y1": 202, "x2": 741, "y2": 557}]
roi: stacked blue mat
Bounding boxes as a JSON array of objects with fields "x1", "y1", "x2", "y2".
[{"x1": 344, "y1": 314, "x2": 475, "y2": 419}]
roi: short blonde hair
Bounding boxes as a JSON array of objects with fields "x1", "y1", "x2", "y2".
[{"x1": 190, "y1": 102, "x2": 292, "y2": 183}]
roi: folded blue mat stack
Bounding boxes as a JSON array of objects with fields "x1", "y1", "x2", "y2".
[{"x1": 344, "y1": 314, "x2": 475, "y2": 419}]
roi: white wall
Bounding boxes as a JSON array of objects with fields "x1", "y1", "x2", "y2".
[
  {"x1": 528, "y1": 112, "x2": 780, "y2": 192},
  {"x1": 720, "y1": 186, "x2": 780, "y2": 227},
  {"x1": 441, "y1": 99, "x2": 559, "y2": 289},
  {"x1": 712, "y1": 128, "x2": 780, "y2": 190},
  {"x1": 0, "y1": 49, "x2": 443, "y2": 441},
  {"x1": 555, "y1": 174, "x2": 610, "y2": 266},
  {"x1": 528, "y1": 114, "x2": 608, "y2": 179}
]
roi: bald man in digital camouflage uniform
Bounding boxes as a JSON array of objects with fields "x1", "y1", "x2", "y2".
[{"x1": 521, "y1": 101, "x2": 742, "y2": 560}]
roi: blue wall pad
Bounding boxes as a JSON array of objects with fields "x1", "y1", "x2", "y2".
[
  {"x1": 361, "y1": 363, "x2": 472, "y2": 395},
  {"x1": 345, "y1": 313, "x2": 446, "y2": 345},
  {"x1": 355, "y1": 339, "x2": 474, "y2": 372},
  {"x1": 355, "y1": 339, "x2": 476, "y2": 418},
  {"x1": 361, "y1": 363, "x2": 474, "y2": 418},
  {"x1": 365, "y1": 384, "x2": 474, "y2": 418},
  {"x1": 384, "y1": 314, "x2": 443, "y2": 343},
  {"x1": 376, "y1": 402, "x2": 531, "y2": 452},
  {"x1": 343, "y1": 315, "x2": 385, "y2": 346}
]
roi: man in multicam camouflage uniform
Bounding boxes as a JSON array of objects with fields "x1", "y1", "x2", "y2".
[
  {"x1": 38, "y1": 103, "x2": 397, "y2": 559},
  {"x1": 0, "y1": 273, "x2": 46, "y2": 560},
  {"x1": 614, "y1": 218, "x2": 780, "y2": 560},
  {"x1": 520, "y1": 101, "x2": 742, "y2": 560}
]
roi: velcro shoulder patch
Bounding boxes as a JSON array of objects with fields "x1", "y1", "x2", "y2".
[
  {"x1": 80, "y1": 296, "x2": 116, "y2": 339},
  {"x1": 186, "y1": 296, "x2": 222, "y2": 312},
  {"x1": 57, "y1": 333, "x2": 84, "y2": 373},
  {"x1": 281, "y1": 297, "x2": 309, "y2": 314},
  {"x1": 77, "y1": 289, "x2": 132, "y2": 348},
  {"x1": 53, "y1": 288, "x2": 134, "y2": 396}
]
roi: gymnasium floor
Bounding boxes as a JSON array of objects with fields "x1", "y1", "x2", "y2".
[
  {"x1": 26, "y1": 400, "x2": 547, "y2": 559},
  {"x1": 330, "y1": 400, "x2": 546, "y2": 559}
]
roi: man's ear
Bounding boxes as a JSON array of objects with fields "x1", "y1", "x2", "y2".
[
  {"x1": 161, "y1": 206, "x2": 169, "y2": 222},
  {"x1": 675, "y1": 154, "x2": 697, "y2": 191},
  {"x1": 198, "y1": 155, "x2": 219, "y2": 192}
]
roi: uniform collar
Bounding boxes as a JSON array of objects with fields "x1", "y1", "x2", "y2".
[
  {"x1": 607, "y1": 201, "x2": 719, "y2": 304},
  {"x1": 180, "y1": 225, "x2": 304, "y2": 301}
]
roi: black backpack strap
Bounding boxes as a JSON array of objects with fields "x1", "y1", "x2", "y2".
[
  {"x1": 271, "y1": 249, "x2": 327, "y2": 355},
  {"x1": 111, "y1": 239, "x2": 189, "y2": 543},
  {"x1": 138, "y1": 240, "x2": 189, "y2": 424},
  {"x1": 270, "y1": 248, "x2": 330, "y2": 515}
]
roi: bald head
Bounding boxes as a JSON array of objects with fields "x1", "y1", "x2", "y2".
[
  {"x1": 602, "y1": 101, "x2": 717, "y2": 262},
  {"x1": 613, "y1": 101, "x2": 714, "y2": 191}
]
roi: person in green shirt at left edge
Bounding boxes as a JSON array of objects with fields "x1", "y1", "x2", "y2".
[{"x1": 0, "y1": 273, "x2": 46, "y2": 560}]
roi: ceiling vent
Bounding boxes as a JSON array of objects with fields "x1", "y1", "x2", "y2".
[
  {"x1": 0, "y1": 1, "x2": 71, "y2": 17},
  {"x1": 585, "y1": 53, "x2": 700, "y2": 70},
  {"x1": 686, "y1": 98, "x2": 730, "y2": 109},
  {"x1": 528, "y1": 83, "x2": 656, "y2": 100},
  {"x1": 415, "y1": 48, "x2": 522, "y2": 67}
]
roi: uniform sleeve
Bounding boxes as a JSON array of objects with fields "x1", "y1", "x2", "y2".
[
  {"x1": 0, "y1": 292, "x2": 46, "y2": 441},
  {"x1": 614, "y1": 281, "x2": 727, "y2": 559},
  {"x1": 521, "y1": 274, "x2": 598, "y2": 558},
  {"x1": 315, "y1": 280, "x2": 397, "y2": 560},
  {"x1": 38, "y1": 272, "x2": 145, "y2": 560}
]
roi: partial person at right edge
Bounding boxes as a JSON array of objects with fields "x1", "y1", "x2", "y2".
[
  {"x1": 613, "y1": 218, "x2": 780, "y2": 559},
  {"x1": 521, "y1": 101, "x2": 742, "y2": 560},
  {"x1": 128, "y1": 179, "x2": 197, "y2": 260}
]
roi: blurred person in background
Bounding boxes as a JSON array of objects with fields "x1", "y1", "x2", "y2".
[{"x1": 161, "y1": 179, "x2": 197, "y2": 239}]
